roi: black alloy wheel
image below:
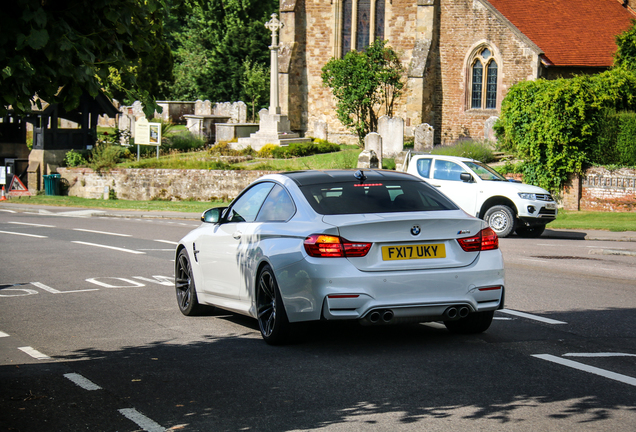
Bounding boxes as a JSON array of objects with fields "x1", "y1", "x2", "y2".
[
  {"x1": 256, "y1": 265, "x2": 291, "y2": 345},
  {"x1": 175, "y1": 249, "x2": 205, "y2": 316}
]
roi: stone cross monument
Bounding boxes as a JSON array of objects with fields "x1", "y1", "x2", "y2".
[
  {"x1": 265, "y1": 14, "x2": 283, "y2": 116},
  {"x1": 236, "y1": 13, "x2": 310, "y2": 150}
]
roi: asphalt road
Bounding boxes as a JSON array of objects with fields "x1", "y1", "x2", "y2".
[{"x1": 0, "y1": 207, "x2": 635, "y2": 432}]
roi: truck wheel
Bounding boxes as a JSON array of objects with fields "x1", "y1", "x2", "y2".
[
  {"x1": 484, "y1": 205, "x2": 515, "y2": 238},
  {"x1": 515, "y1": 225, "x2": 546, "y2": 238}
]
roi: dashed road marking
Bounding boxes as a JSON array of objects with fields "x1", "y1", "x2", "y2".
[
  {"x1": 0, "y1": 230, "x2": 47, "y2": 238},
  {"x1": 0, "y1": 331, "x2": 9, "y2": 337},
  {"x1": 8, "y1": 221, "x2": 55, "y2": 228},
  {"x1": 563, "y1": 352, "x2": 636, "y2": 358},
  {"x1": 18, "y1": 346, "x2": 51, "y2": 360},
  {"x1": 73, "y1": 228, "x2": 132, "y2": 237},
  {"x1": 533, "y1": 354, "x2": 636, "y2": 387},
  {"x1": 72, "y1": 241, "x2": 145, "y2": 255},
  {"x1": 499, "y1": 309, "x2": 567, "y2": 325},
  {"x1": 154, "y1": 239, "x2": 178, "y2": 245},
  {"x1": 64, "y1": 373, "x2": 102, "y2": 391},
  {"x1": 118, "y1": 408, "x2": 165, "y2": 432}
]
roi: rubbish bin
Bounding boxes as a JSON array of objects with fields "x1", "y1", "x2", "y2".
[{"x1": 43, "y1": 174, "x2": 61, "y2": 195}]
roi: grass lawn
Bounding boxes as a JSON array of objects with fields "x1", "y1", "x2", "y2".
[
  {"x1": 5, "y1": 195, "x2": 226, "y2": 213},
  {"x1": 548, "y1": 210, "x2": 636, "y2": 232}
]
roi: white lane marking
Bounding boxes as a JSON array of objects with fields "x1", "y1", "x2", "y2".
[
  {"x1": 0, "y1": 230, "x2": 47, "y2": 238},
  {"x1": 421, "y1": 322, "x2": 446, "y2": 330},
  {"x1": 493, "y1": 317, "x2": 513, "y2": 320},
  {"x1": 64, "y1": 373, "x2": 102, "y2": 391},
  {"x1": 0, "y1": 288, "x2": 39, "y2": 297},
  {"x1": 533, "y1": 354, "x2": 636, "y2": 387},
  {"x1": 154, "y1": 239, "x2": 178, "y2": 245},
  {"x1": 0, "y1": 331, "x2": 9, "y2": 337},
  {"x1": 73, "y1": 228, "x2": 131, "y2": 237},
  {"x1": 19, "y1": 346, "x2": 51, "y2": 360},
  {"x1": 564, "y1": 353, "x2": 636, "y2": 358},
  {"x1": 137, "y1": 249, "x2": 175, "y2": 252},
  {"x1": 0, "y1": 209, "x2": 17, "y2": 213},
  {"x1": 118, "y1": 408, "x2": 165, "y2": 432},
  {"x1": 30, "y1": 282, "x2": 99, "y2": 294},
  {"x1": 72, "y1": 241, "x2": 145, "y2": 255},
  {"x1": 8, "y1": 221, "x2": 56, "y2": 228},
  {"x1": 132, "y1": 276, "x2": 173, "y2": 286},
  {"x1": 86, "y1": 278, "x2": 146, "y2": 288},
  {"x1": 499, "y1": 309, "x2": 567, "y2": 325}
]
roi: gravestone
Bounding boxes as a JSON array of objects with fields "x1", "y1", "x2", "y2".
[
  {"x1": 414, "y1": 123, "x2": 434, "y2": 152},
  {"x1": 314, "y1": 120, "x2": 328, "y2": 141},
  {"x1": 378, "y1": 116, "x2": 404, "y2": 157},
  {"x1": 194, "y1": 100, "x2": 204, "y2": 115},
  {"x1": 364, "y1": 132, "x2": 383, "y2": 169},
  {"x1": 357, "y1": 149, "x2": 379, "y2": 169},
  {"x1": 484, "y1": 116, "x2": 499, "y2": 142}
]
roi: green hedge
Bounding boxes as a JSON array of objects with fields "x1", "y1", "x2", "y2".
[{"x1": 495, "y1": 68, "x2": 636, "y2": 194}]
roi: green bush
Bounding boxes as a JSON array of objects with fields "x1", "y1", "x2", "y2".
[
  {"x1": 162, "y1": 132, "x2": 206, "y2": 152},
  {"x1": 89, "y1": 143, "x2": 133, "y2": 172},
  {"x1": 270, "y1": 141, "x2": 341, "y2": 159},
  {"x1": 615, "y1": 112, "x2": 636, "y2": 166},
  {"x1": 431, "y1": 140, "x2": 495, "y2": 162},
  {"x1": 496, "y1": 68, "x2": 636, "y2": 193},
  {"x1": 64, "y1": 150, "x2": 88, "y2": 167},
  {"x1": 257, "y1": 144, "x2": 278, "y2": 158}
]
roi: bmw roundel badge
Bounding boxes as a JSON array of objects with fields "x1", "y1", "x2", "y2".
[{"x1": 411, "y1": 225, "x2": 421, "y2": 236}]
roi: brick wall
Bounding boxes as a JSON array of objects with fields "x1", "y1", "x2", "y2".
[{"x1": 579, "y1": 167, "x2": 636, "y2": 212}]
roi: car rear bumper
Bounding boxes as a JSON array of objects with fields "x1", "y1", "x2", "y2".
[{"x1": 275, "y1": 250, "x2": 505, "y2": 323}]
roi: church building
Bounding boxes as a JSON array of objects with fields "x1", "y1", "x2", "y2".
[{"x1": 277, "y1": 0, "x2": 636, "y2": 145}]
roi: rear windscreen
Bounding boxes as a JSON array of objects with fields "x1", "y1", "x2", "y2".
[{"x1": 299, "y1": 180, "x2": 458, "y2": 215}]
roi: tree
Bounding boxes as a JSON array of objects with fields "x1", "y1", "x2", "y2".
[
  {"x1": 0, "y1": 0, "x2": 183, "y2": 118},
  {"x1": 241, "y1": 60, "x2": 269, "y2": 122},
  {"x1": 321, "y1": 40, "x2": 405, "y2": 144},
  {"x1": 615, "y1": 20, "x2": 636, "y2": 70},
  {"x1": 166, "y1": 0, "x2": 278, "y2": 102}
]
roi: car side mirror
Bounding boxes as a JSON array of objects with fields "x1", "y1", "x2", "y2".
[
  {"x1": 460, "y1": 172, "x2": 473, "y2": 183},
  {"x1": 201, "y1": 207, "x2": 227, "y2": 223}
]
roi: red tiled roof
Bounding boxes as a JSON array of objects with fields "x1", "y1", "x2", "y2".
[{"x1": 486, "y1": 0, "x2": 636, "y2": 67}]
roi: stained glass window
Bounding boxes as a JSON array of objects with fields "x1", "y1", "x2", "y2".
[
  {"x1": 486, "y1": 61, "x2": 498, "y2": 109},
  {"x1": 375, "y1": 0, "x2": 385, "y2": 42},
  {"x1": 471, "y1": 61, "x2": 483, "y2": 109},
  {"x1": 341, "y1": 0, "x2": 352, "y2": 57},
  {"x1": 357, "y1": 0, "x2": 371, "y2": 50}
]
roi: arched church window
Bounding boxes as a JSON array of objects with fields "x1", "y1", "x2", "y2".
[
  {"x1": 470, "y1": 47, "x2": 499, "y2": 110},
  {"x1": 339, "y1": 0, "x2": 386, "y2": 58}
]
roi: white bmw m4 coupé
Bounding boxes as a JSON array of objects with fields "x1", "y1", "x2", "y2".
[{"x1": 175, "y1": 170, "x2": 505, "y2": 344}]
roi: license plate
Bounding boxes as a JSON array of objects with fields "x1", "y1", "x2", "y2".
[
  {"x1": 545, "y1": 203, "x2": 556, "y2": 210},
  {"x1": 382, "y1": 244, "x2": 446, "y2": 261}
]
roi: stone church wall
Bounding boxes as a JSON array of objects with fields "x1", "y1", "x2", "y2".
[{"x1": 283, "y1": 0, "x2": 541, "y2": 146}]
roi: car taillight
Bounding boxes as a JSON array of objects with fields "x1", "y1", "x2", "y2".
[
  {"x1": 304, "y1": 234, "x2": 371, "y2": 258},
  {"x1": 457, "y1": 227, "x2": 499, "y2": 252}
]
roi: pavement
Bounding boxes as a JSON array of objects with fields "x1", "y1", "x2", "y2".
[{"x1": 1, "y1": 202, "x2": 636, "y2": 245}]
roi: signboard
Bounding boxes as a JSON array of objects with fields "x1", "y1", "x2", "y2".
[
  {"x1": 0, "y1": 166, "x2": 5, "y2": 185},
  {"x1": 134, "y1": 118, "x2": 162, "y2": 146}
]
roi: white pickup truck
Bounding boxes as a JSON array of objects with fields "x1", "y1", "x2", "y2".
[{"x1": 403, "y1": 153, "x2": 557, "y2": 237}]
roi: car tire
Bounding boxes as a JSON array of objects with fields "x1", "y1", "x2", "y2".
[
  {"x1": 515, "y1": 225, "x2": 546, "y2": 238},
  {"x1": 484, "y1": 205, "x2": 516, "y2": 238},
  {"x1": 444, "y1": 310, "x2": 494, "y2": 334},
  {"x1": 256, "y1": 265, "x2": 292, "y2": 345},
  {"x1": 175, "y1": 249, "x2": 207, "y2": 316}
]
